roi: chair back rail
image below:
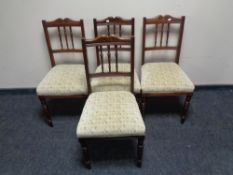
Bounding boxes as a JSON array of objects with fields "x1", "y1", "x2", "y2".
[
  {"x1": 42, "y1": 18, "x2": 86, "y2": 67},
  {"x1": 82, "y1": 35, "x2": 135, "y2": 94},
  {"x1": 141, "y1": 15, "x2": 185, "y2": 64}
]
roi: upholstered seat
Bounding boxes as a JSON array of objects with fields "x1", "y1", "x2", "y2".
[
  {"x1": 91, "y1": 63, "x2": 141, "y2": 93},
  {"x1": 77, "y1": 91, "x2": 145, "y2": 138},
  {"x1": 140, "y1": 16, "x2": 194, "y2": 123},
  {"x1": 78, "y1": 35, "x2": 145, "y2": 169},
  {"x1": 38, "y1": 18, "x2": 87, "y2": 127},
  {"x1": 37, "y1": 64, "x2": 87, "y2": 96},
  {"x1": 141, "y1": 62, "x2": 194, "y2": 93}
]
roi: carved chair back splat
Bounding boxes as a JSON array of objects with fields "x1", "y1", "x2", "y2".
[
  {"x1": 140, "y1": 15, "x2": 194, "y2": 124},
  {"x1": 82, "y1": 35, "x2": 135, "y2": 94},
  {"x1": 42, "y1": 18, "x2": 86, "y2": 67},
  {"x1": 93, "y1": 17, "x2": 134, "y2": 66},
  {"x1": 141, "y1": 15, "x2": 185, "y2": 65},
  {"x1": 38, "y1": 18, "x2": 86, "y2": 127}
]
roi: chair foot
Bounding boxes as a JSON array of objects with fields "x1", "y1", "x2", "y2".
[
  {"x1": 137, "y1": 136, "x2": 144, "y2": 167},
  {"x1": 79, "y1": 139, "x2": 91, "y2": 169},
  {"x1": 180, "y1": 118, "x2": 185, "y2": 124},
  {"x1": 181, "y1": 94, "x2": 193, "y2": 124},
  {"x1": 48, "y1": 120, "x2": 54, "y2": 127},
  {"x1": 39, "y1": 96, "x2": 53, "y2": 127},
  {"x1": 137, "y1": 160, "x2": 142, "y2": 168},
  {"x1": 86, "y1": 162, "x2": 91, "y2": 169}
]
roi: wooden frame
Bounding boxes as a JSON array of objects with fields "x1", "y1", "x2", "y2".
[
  {"x1": 141, "y1": 15, "x2": 193, "y2": 123},
  {"x1": 93, "y1": 17, "x2": 142, "y2": 107},
  {"x1": 79, "y1": 136, "x2": 145, "y2": 169},
  {"x1": 82, "y1": 35, "x2": 135, "y2": 94},
  {"x1": 93, "y1": 16, "x2": 134, "y2": 66},
  {"x1": 79, "y1": 35, "x2": 145, "y2": 168},
  {"x1": 38, "y1": 18, "x2": 86, "y2": 127}
]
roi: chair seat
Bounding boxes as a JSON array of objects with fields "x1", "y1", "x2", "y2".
[
  {"x1": 77, "y1": 91, "x2": 145, "y2": 138},
  {"x1": 91, "y1": 63, "x2": 141, "y2": 93},
  {"x1": 36, "y1": 64, "x2": 87, "y2": 96},
  {"x1": 141, "y1": 62, "x2": 194, "y2": 94}
]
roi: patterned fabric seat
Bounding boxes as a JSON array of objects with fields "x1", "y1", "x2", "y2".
[
  {"x1": 37, "y1": 64, "x2": 87, "y2": 96},
  {"x1": 141, "y1": 62, "x2": 194, "y2": 93},
  {"x1": 77, "y1": 91, "x2": 145, "y2": 138},
  {"x1": 91, "y1": 63, "x2": 141, "y2": 93}
]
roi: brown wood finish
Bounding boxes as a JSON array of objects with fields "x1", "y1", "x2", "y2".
[
  {"x1": 141, "y1": 15, "x2": 185, "y2": 65},
  {"x1": 82, "y1": 35, "x2": 135, "y2": 94},
  {"x1": 79, "y1": 139, "x2": 91, "y2": 169},
  {"x1": 137, "y1": 136, "x2": 145, "y2": 167},
  {"x1": 141, "y1": 15, "x2": 193, "y2": 123},
  {"x1": 79, "y1": 136, "x2": 145, "y2": 169},
  {"x1": 42, "y1": 18, "x2": 86, "y2": 67},
  {"x1": 93, "y1": 17, "x2": 134, "y2": 66},
  {"x1": 39, "y1": 18, "x2": 86, "y2": 127},
  {"x1": 181, "y1": 94, "x2": 193, "y2": 123},
  {"x1": 79, "y1": 35, "x2": 144, "y2": 168}
]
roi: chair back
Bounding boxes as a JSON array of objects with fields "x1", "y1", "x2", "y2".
[
  {"x1": 42, "y1": 18, "x2": 86, "y2": 67},
  {"x1": 82, "y1": 35, "x2": 135, "y2": 94},
  {"x1": 93, "y1": 17, "x2": 134, "y2": 65},
  {"x1": 141, "y1": 15, "x2": 185, "y2": 64}
]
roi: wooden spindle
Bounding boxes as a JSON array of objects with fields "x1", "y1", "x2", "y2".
[
  {"x1": 107, "y1": 45, "x2": 111, "y2": 72},
  {"x1": 100, "y1": 46, "x2": 104, "y2": 72},
  {"x1": 166, "y1": 23, "x2": 170, "y2": 46},
  {"x1": 115, "y1": 45, "x2": 118, "y2": 72},
  {"x1": 58, "y1": 27, "x2": 63, "y2": 49},
  {"x1": 119, "y1": 25, "x2": 122, "y2": 49},
  {"x1": 119, "y1": 25, "x2": 122, "y2": 36},
  {"x1": 69, "y1": 26, "x2": 74, "y2": 49},
  {"x1": 107, "y1": 24, "x2": 110, "y2": 36},
  {"x1": 113, "y1": 24, "x2": 116, "y2": 35},
  {"x1": 155, "y1": 24, "x2": 158, "y2": 46},
  {"x1": 63, "y1": 26, "x2": 69, "y2": 49},
  {"x1": 141, "y1": 18, "x2": 146, "y2": 65},
  {"x1": 160, "y1": 23, "x2": 164, "y2": 46},
  {"x1": 94, "y1": 19, "x2": 100, "y2": 65}
]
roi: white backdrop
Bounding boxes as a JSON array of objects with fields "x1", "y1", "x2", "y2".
[{"x1": 0, "y1": 0, "x2": 233, "y2": 88}]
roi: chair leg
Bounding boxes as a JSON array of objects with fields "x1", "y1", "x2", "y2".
[
  {"x1": 38, "y1": 97, "x2": 53, "y2": 127},
  {"x1": 79, "y1": 139, "x2": 91, "y2": 169},
  {"x1": 136, "y1": 95, "x2": 142, "y2": 114},
  {"x1": 137, "y1": 136, "x2": 145, "y2": 167},
  {"x1": 181, "y1": 94, "x2": 193, "y2": 124},
  {"x1": 141, "y1": 97, "x2": 146, "y2": 117}
]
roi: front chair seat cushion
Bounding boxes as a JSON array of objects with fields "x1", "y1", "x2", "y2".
[
  {"x1": 36, "y1": 64, "x2": 87, "y2": 96},
  {"x1": 141, "y1": 62, "x2": 194, "y2": 94},
  {"x1": 77, "y1": 91, "x2": 145, "y2": 138},
  {"x1": 91, "y1": 63, "x2": 141, "y2": 93}
]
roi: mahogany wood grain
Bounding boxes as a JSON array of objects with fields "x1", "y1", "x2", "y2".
[
  {"x1": 40, "y1": 18, "x2": 86, "y2": 127},
  {"x1": 82, "y1": 35, "x2": 135, "y2": 94},
  {"x1": 141, "y1": 15, "x2": 193, "y2": 124},
  {"x1": 80, "y1": 35, "x2": 144, "y2": 168},
  {"x1": 93, "y1": 17, "x2": 134, "y2": 66},
  {"x1": 42, "y1": 18, "x2": 86, "y2": 67},
  {"x1": 79, "y1": 136, "x2": 145, "y2": 169},
  {"x1": 141, "y1": 15, "x2": 185, "y2": 65}
]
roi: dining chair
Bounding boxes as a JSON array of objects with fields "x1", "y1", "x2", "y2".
[
  {"x1": 92, "y1": 17, "x2": 141, "y2": 95},
  {"x1": 141, "y1": 15, "x2": 195, "y2": 123},
  {"x1": 37, "y1": 18, "x2": 87, "y2": 127},
  {"x1": 77, "y1": 35, "x2": 146, "y2": 169}
]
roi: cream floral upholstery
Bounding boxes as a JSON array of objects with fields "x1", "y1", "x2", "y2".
[
  {"x1": 37, "y1": 64, "x2": 87, "y2": 96},
  {"x1": 91, "y1": 63, "x2": 141, "y2": 93},
  {"x1": 141, "y1": 62, "x2": 194, "y2": 93},
  {"x1": 77, "y1": 91, "x2": 145, "y2": 138}
]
